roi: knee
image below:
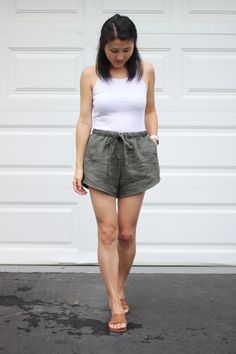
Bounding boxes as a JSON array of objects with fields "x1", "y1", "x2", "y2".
[
  {"x1": 118, "y1": 228, "x2": 136, "y2": 244},
  {"x1": 98, "y1": 223, "x2": 118, "y2": 246}
]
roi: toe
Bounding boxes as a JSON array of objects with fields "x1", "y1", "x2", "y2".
[{"x1": 109, "y1": 313, "x2": 127, "y2": 331}]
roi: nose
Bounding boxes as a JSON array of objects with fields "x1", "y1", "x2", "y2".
[{"x1": 116, "y1": 54, "x2": 125, "y2": 60}]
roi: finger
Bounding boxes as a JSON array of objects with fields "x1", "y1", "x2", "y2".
[
  {"x1": 79, "y1": 188, "x2": 87, "y2": 195},
  {"x1": 73, "y1": 183, "x2": 79, "y2": 193},
  {"x1": 78, "y1": 187, "x2": 87, "y2": 195},
  {"x1": 77, "y1": 182, "x2": 87, "y2": 195},
  {"x1": 72, "y1": 179, "x2": 79, "y2": 192}
]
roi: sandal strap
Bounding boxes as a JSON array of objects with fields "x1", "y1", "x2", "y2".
[
  {"x1": 120, "y1": 298, "x2": 129, "y2": 308},
  {"x1": 109, "y1": 313, "x2": 127, "y2": 325}
]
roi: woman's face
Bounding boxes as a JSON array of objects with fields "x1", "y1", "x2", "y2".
[{"x1": 104, "y1": 39, "x2": 134, "y2": 69}]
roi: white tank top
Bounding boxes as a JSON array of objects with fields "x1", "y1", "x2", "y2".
[{"x1": 92, "y1": 74, "x2": 147, "y2": 132}]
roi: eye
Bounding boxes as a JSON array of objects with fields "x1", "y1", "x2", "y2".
[{"x1": 111, "y1": 49, "x2": 130, "y2": 53}]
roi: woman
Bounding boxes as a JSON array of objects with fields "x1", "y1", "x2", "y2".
[{"x1": 72, "y1": 13, "x2": 161, "y2": 333}]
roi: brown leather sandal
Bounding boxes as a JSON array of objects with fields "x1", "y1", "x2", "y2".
[
  {"x1": 120, "y1": 298, "x2": 129, "y2": 314},
  {"x1": 108, "y1": 313, "x2": 128, "y2": 333}
]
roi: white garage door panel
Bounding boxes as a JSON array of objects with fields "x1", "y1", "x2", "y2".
[
  {"x1": 159, "y1": 111, "x2": 236, "y2": 127},
  {"x1": 0, "y1": 174, "x2": 76, "y2": 202},
  {"x1": 159, "y1": 134, "x2": 236, "y2": 166},
  {"x1": 0, "y1": 0, "x2": 235, "y2": 265},
  {"x1": 138, "y1": 210, "x2": 236, "y2": 244},
  {"x1": 99, "y1": 0, "x2": 236, "y2": 33},
  {"x1": 102, "y1": 0, "x2": 169, "y2": 14},
  {"x1": 0, "y1": 130, "x2": 74, "y2": 167},
  {"x1": 140, "y1": 34, "x2": 236, "y2": 111},
  {"x1": 0, "y1": 34, "x2": 86, "y2": 111},
  {"x1": 0, "y1": 112, "x2": 77, "y2": 125},
  {"x1": 183, "y1": 52, "x2": 236, "y2": 92},
  {"x1": 13, "y1": 52, "x2": 79, "y2": 91},
  {"x1": 0, "y1": 206, "x2": 75, "y2": 244},
  {"x1": 183, "y1": 0, "x2": 236, "y2": 14},
  {"x1": 144, "y1": 175, "x2": 236, "y2": 204},
  {"x1": 1, "y1": 0, "x2": 235, "y2": 34},
  {"x1": 0, "y1": 172, "x2": 91, "y2": 265},
  {"x1": 16, "y1": 0, "x2": 81, "y2": 13},
  {"x1": 135, "y1": 245, "x2": 236, "y2": 266}
]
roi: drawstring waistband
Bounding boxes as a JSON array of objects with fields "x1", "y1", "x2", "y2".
[
  {"x1": 105, "y1": 135, "x2": 133, "y2": 175},
  {"x1": 92, "y1": 129, "x2": 147, "y2": 176}
]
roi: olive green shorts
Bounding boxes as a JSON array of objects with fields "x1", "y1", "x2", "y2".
[{"x1": 82, "y1": 128, "x2": 161, "y2": 198}]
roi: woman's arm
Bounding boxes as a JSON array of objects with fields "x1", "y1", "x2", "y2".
[
  {"x1": 75, "y1": 67, "x2": 93, "y2": 170},
  {"x1": 73, "y1": 67, "x2": 93, "y2": 195},
  {"x1": 144, "y1": 62, "x2": 159, "y2": 144}
]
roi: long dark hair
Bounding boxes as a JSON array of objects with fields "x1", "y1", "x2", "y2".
[{"x1": 95, "y1": 13, "x2": 143, "y2": 82}]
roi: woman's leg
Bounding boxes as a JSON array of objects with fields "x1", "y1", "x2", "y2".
[
  {"x1": 117, "y1": 192, "x2": 145, "y2": 300},
  {"x1": 89, "y1": 187, "x2": 126, "y2": 331}
]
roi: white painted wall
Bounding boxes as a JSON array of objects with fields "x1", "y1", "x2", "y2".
[{"x1": 0, "y1": 0, "x2": 235, "y2": 265}]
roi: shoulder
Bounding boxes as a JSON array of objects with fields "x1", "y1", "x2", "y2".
[
  {"x1": 80, "y1": 65, "x2": 97, "y2": 89},
  {"x1": 141, "y1": 60, "x2": 155, "y2": 88},
  {"x1": 81, "y1": 64, "x2": 95, "y2": 76},
  {"x1": 142, "y1": 60, "x2": 155, "y2": 77}
]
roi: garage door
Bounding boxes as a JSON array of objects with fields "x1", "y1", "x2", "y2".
[{"x1": 0, "y1": 0, "x2": 235, "y2": 265}]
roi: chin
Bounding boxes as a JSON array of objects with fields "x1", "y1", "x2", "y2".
[{"x1": 113, "y1": 62, "x2": 126, "y2": 67}]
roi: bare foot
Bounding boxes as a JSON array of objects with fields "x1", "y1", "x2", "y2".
[
  {"x1": 119, "y1": 298, "x2": 129, "y2": 314},
  {"x1": 108, "y1": 294, "x2": 129, "y2": 314},
  {"x1": 118, "y1": 288, "x2": 129, "y2": 313}
]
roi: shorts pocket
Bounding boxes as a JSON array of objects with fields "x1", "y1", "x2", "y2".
[
  {"x1": 84, "y1": 134, "x2": 111, "y2": 164},
  {"x1": 84, "y1": 134, "x2": 101, "y2": 162},
  {"x1": 145, "y1": 137, "x2": 160, "y2": 174},
  {"x1": 84, "y1": 134, "x2": 95, "y2": 158},
  {"x1": 142, "y1": 136, "x2": 157, "y2": 156},
  {"x1": 147, "y1": 136, "x2": 158, "y2": 148}
]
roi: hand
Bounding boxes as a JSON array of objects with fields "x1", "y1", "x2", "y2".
[
  {"x1": 72, "y1": 168, "x2": 87, "y2": 195},
  {"x1": 150, "y1": 136, "x2": 159, "y2": 145}
]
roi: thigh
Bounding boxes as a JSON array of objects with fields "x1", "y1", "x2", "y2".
[
  {"x1": 89, "y1": 187, "x2": 117, "y2": 227},
  {"x1": 117, "y1": 192, "x2": 145, "y2": 230}
]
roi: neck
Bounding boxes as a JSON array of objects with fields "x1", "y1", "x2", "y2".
[{"x1": 110, "y1": 65, "x2": 128, "y2": 75}]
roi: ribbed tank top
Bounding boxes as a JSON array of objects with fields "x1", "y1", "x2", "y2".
[{"x1": 92, "y1": 74, "x2": 148, "y2": 132}]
